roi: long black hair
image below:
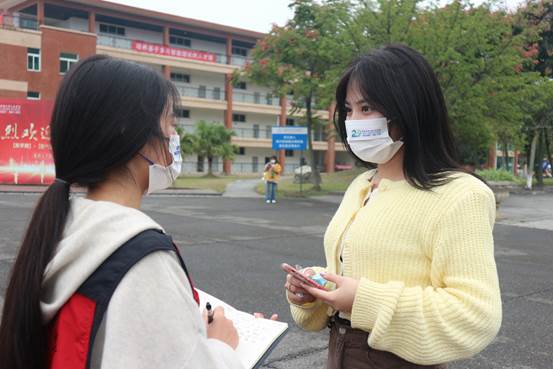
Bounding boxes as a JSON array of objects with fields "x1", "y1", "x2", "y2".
[
  {"x1": 334, "y1": 44, "x2": 466, "y2": 190},
  {"x1": 0, "y1": 55, "x2": 179, "y2": 369}
]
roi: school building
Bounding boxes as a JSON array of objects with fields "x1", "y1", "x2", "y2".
[{"x1": 0, "y1": 0, "x2": 353, "y2": 180}]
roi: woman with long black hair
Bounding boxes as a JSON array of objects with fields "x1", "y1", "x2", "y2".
[
  {"x1": 0, "y1": 55, "x2": 243, "y2": 369},
  {"x1": 284, "y1": 45, "x2": 502, "y2": 368}
]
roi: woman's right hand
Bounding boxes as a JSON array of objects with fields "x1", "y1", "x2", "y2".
[
  {"x1": 285, "y1": 268, "x2": 317, "y2": 305},
  {"x1": 205, "y1": 307, "x2": 239, "y2": 350}
]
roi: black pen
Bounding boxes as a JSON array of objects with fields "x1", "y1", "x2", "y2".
[{"x1": 206, "y1": 302, "x2": 214, "y2": 324}]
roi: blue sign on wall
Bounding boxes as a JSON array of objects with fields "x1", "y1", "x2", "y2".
[{"x1": 272, "y1": 126, "x2": 308, "y2": 150}]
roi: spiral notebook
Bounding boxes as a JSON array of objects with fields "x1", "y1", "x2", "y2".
[{"x1": 197, "y1": 289, "x2": 289, "y2": 369}]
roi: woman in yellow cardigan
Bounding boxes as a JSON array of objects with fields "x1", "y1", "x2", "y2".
[{"x1": 284, "y1": 44, "x2": 502, "y2": 369}]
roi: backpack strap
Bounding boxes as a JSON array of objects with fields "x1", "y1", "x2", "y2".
[{"x1": 48, "y1": 229, "x2": 197, "y2": 369}]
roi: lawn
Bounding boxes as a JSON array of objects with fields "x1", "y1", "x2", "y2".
[
  {"x1": 256, "y1": 168, "x2": 366, "y2": 197},
  {"x1": 476, "y1": 169, "x2": 553, "y2": 187},
  {"x1": 173, "y1": 175, "x2": 257, "y2": 193},
  {"x1": 256, "y1": 168, "x2": 553, "y2": 198}
]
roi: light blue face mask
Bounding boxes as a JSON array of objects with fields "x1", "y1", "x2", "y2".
[{"x1": 140, "y1": 134, "x2": 182, "y2": 194}]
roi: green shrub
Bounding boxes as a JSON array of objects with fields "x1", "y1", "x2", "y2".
[{"x1": 476, "y1": 169, "x2": 517, "y2": 182}]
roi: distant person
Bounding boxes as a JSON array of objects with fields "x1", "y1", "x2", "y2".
[
  {"x1": 263, "y1": 156, "x2": 282, "y2": 204},
  {"x1": 284, "y1": 45, "x2": 501, "y2": 369},
  {"x1": 542, "y1": 157, "x2": 552, "y2": 178}
]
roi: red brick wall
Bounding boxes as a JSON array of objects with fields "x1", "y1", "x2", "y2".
[
  {"x1": 0, "y1": 43, "x2": 28, "y2": 83},
  {"x1": 0, "y1": 90, "x2": 25, "y2": 98},
  {"x1": 0, "y1": 27, "x2": 97, "y2": 101},
  {"x1": 36, "y1": 27, "x2": 97, "y2": 100}
]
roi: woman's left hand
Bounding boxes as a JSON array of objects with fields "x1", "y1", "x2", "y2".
[{"x1": 300, "y1": 273, "x2": 359, "y2": 313}]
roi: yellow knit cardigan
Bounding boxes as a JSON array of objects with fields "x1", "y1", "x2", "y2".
[{"x1": 288, "y1": 170, "x2": 502, "y2": 365}]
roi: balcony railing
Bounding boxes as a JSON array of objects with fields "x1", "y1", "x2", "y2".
[
  {"x1": 97, "y1": 35, "x2": 252, "y2": 66},
  {"x1": 179, "y1": 122, "x2": 328, "y2": 143},
  {"x1": 233, "y1": 126, "x2": 273, "y2": 139},
  {"x1": 0, "y1": 14, "x2": 253, "y2": 67},
  {"x1": 234, "y1": 125, "x2": 329, "y2": 142},
  {"x1": 233, "y1": 90, "x2": 280, "y2": 107},
  {"x1": 0, "y1": 13, "x2": 39, "y2": 31},
  {"x1": 230, "y1": 55, "x2": 249, "y2": 67},
  {"x1": 175, "y1": 83, "x2": 225, "y2": 101},
  {"x1": 174, "y1": 83, "x2": 281, "y2": 108},
  {"x1": 180, "y1": 160, "x2": 302, "y2": 174}
]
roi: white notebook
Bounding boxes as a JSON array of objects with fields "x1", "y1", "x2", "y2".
[{"x1": 197, "y1": 289, "x2": 289, "y2": 369}]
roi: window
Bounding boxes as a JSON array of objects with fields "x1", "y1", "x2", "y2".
[
  {"x1": 233, "y1": 114, "x2": 246, "y2": 123},
  {"x1": 27, "y1": 48, "x2": 40, "y2": 72},
  {"x1": 234, "y1": 81, "x2": 247, "y2": 90},
  {"x1": 99, "y1": 23, "x2": 125, "y2": 36},
  {"x1": 212, "y1": 87, "x2": 222, "y2": 100},
  {"x1": 253, "y1": 124, "x2": 260, "y2": 138},
  {"x1": 175, "y1": 108, "x2": 190, "y2": 118},
  {"x1": 252, "y1": 157, "x2": 259, "y2": 172},
  {"x1": 60, "y1": 53, "x2": 79, "y2": 74},
  {"x1": 232, "y1": 46, "x2": 248, "y2": 57},
  {"x1": 238, "y1": 147, "x2": 245, "y2": 155},
  {"x1": 198, "y1": 85, "x2": 206, "y2": 99},
  {"x1": 170, "y1": 35, "x2": 191, "y2": 48},
  {"x1": 285, "y1": 150, "x2": 294, "y2": 157},
  {"x1": 27, "y1": 91, "x2": 40, "y2": 100},
  {"x1": 170, "y1": 72, "x2": 190, "y2": 83}
]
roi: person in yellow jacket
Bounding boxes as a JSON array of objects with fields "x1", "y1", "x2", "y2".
[
  {"x1": 263, "y1": 156, "x2": 282, "y2": 204},
  {"x1": 283, "y1": 45, "x2": 502, "y2": 369}
]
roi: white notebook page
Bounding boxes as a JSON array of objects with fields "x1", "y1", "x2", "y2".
[{"x1": 197, "y1": 289, "x2": 289, "y2": 369}]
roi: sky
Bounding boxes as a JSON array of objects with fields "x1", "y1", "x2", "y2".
[{"x1": 109, "y1": 0, "x2": 528, "y2": 34}]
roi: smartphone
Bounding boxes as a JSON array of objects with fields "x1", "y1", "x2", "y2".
[{"x1": 281, "y1": 263, "x2": 327, "y2": 290}]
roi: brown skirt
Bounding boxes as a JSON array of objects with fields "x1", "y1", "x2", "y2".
[{"x1": 326, "y1": 316, "x2": 448, "y2": 369}]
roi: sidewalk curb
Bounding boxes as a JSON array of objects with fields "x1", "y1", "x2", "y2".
[{"x1": 0, "y1": 186, "x2": 221, "y2": 197}]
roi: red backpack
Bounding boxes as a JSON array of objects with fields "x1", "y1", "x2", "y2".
[{"x1": 47, "y1": 229, "x2": 199, "y2": 369}]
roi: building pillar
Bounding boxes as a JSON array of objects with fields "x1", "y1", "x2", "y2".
[
  {"x1": 88, "y1": 11, "x2": 95, "y2": 33},
  {"x1": 226, "y1": 35, "x2": 232, "y2": 65},
  {"x1": 324, "y1": 103, "x2": 336, "y2": 173},
  {"x1": 37, "y1": 0, "x2": 44, "y2": 25},
  {"x1": 224, "y1": 73, "x2": 233, "y2": 175},
  {"x1": 279, "y1": 96, "x2": 287, "y2": 172},
  {"x1": 162, "y1": 26, "x2": 171, "y2": 80},
  {"x1": 163, "y1": 26, "x2": 170, "y2": 45}
]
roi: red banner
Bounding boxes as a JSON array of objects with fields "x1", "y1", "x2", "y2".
[
  {"x1": 0, "y1": 99, "x2": 54, "y2": 185},
  {"x1": 131, "y1": 40, "x2": 217, "y2": 63}
]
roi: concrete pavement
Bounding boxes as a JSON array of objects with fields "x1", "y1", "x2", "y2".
[{"x1": 0, "y1": 193, "x2": 551, "y2": 368}]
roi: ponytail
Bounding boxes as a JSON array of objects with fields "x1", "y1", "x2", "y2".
[{"x1": 0, "y1": 180, "x2": 70, "y2": 369}]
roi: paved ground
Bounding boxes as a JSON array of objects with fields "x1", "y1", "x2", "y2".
[
  {"x1": 223, "y1": 178, "x2": 263, "y2": 198},
  {"x1": 0, "y1": 192, "x2": 552, "y2": 368}
]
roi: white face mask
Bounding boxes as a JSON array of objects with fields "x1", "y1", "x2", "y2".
[
  {"x1": 270, "y1": 160, "x2": 276, "y2": 164},
  {"x1": 345, "y1": 117, "x2": 403, "y2": 164},
  {"x1": 141, "y1": 134, "x2": 182, "y2": 194}
]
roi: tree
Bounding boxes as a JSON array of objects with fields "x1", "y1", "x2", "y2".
[
  {"x1": 515, "y1": 0, "x2": 553, "y2": 186},
  {"x1": 519, "y1": 78, "x2": 553, "y2": 188},
  {"x1": 178, "y1": 121, "x2": 237, "y2": 177},
  {"x1": 350, "y1": 1, "x2": 537, "y2": 165},
  {"x1": 240, "y1": 0, "x2": 352, "y2": 190}
]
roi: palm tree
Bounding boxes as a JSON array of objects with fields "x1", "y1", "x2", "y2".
[{"x1": 178, "y1": 121, "x2": 237, "y2": 176}]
